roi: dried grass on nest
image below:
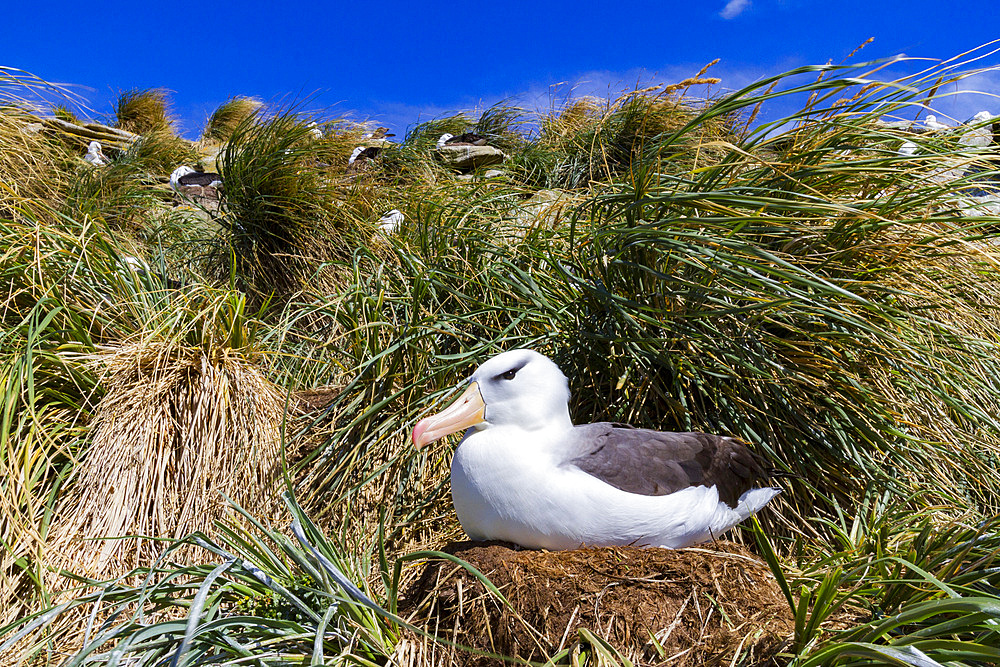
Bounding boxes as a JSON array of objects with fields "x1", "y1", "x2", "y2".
[
  {"x1": 399, "y1": 541, "x2": 793, "y2": 666},
  {"x1": 49, "y1": 340, "x2": 286, "y2": 580}
]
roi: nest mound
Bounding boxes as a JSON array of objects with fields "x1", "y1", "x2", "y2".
[{"x1": 399, "y1": 540, "x2": 792, "y2": 666}]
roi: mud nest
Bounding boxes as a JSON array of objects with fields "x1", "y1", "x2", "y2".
[{"x1": 398, "y1": 540, "x2": 793, "y2": 666}]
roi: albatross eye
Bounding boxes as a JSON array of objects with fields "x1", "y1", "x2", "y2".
[{"x1": 498, "y1": 369, "x2": 517, "y2": 381}]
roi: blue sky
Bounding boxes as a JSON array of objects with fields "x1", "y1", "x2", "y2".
[{"x1": 5, "y1": 1, "x2": 999, "y2": 139}]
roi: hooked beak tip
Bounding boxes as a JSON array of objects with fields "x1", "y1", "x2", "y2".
[{"x1": 411, "y1": 381, "x2": 486, "y2": 449}]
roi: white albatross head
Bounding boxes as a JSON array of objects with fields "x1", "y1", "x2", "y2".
[
  {"x1": 348, "y1": 146, "x2": 365, "y2": 165},
  {"x1": 924, "y1": 115, "x2": 949, "y2": 131},
  {"x1": 436, "y1": 133, "x2": 454, "y2": 149},
  {"x1": 84, "y1": 141, "x2": 106, "y2": 166},
  {"x1": 377, "y1": 209, "x2": 404, "y2": 234},
  {"x1": 412, "y1": 349, "x2": 572, "y2": 448},
  {"x1": 169, "y1": 165, "x2": 197, "y2": 190}
]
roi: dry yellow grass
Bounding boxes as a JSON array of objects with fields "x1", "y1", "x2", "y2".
[
  {"x1": 0, "y1": 111, "x2": 72, "y2": 211},
  {"x1": 115, "y1": 88, "x2": 174, "y2": 135},
  {"x1": 201, "y1": 96, "x2": 263, "y2": 144},
  {"x1": 48, "y1": 340, "x2": 286, "y2": 580}
]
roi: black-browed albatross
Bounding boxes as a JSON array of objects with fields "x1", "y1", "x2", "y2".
[
  {"x1": 436, "y1": 132, "x2": 489, "y2": 148},
  {"x1": 169, "y1": 165, "x2": 222, "y2": 190},
  {"x1": 84, "y1": 141, "x2": 107, "y2": 166},
  {"x1": 412, "y1": 349, "x2": 783, "y2": 550}
]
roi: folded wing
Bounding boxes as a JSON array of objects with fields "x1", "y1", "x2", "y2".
[{"x1": 565, "y1": 423, "x2": 769, "y2": 507}]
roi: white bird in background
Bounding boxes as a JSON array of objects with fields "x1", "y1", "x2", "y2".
[
  {"x1": 412, "y1": 349, "x2": 784, "y2": 550},
  {"x1": 169, "y1": 165, "x2": 222, "y2": 191},
  {"x1": 436, "y1": 132, "x2": 489, "y2": 148},
  {"x1": 348, "y1": 146, "x2": 382, "y2": 168},
  {"x1": 84, "y1": 141, "x2": 106, "y2": 166},
  {"x1": 923, "y1": 115, "x2": 950, "y2": 131},
  {"x1": 170, "y1": 166, "x2": 196, "y2": 189},
  {"x1": 308, "y1": 121, "x2": 324, "y2": 140},
  {"x1": 361, "y1": 127, "x2": 393, "y2": 141},
  {"x1": 377, "y1": 209, "x2": 403, "y2": 235},
  {"x1": 898, "y1": 141, "x2": 918, "y2": 156},
  {"x1": 120, "y1": 255, "x2": 149, "y2": 273}
]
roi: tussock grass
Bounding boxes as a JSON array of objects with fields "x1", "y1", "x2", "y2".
[
  {"x1": 64, "y1": 157, "x2": 161, "y2": 232},
  {"x1": 513, "y1": 79, "x2": 736, "y2": 189},
  {"x1": 1, "y1": 494, "x2": 400, "y2": 665},
  {"x1": 50, "y1": 336, "x2": 285, "y2": 579},
  {"x1": 4, "y1": 53, "x2": 1000, "y2": 666},
  {"x1": 207, "y1": 110, "x2": 364, "y2": 297},
  {"x1": 114, "y1": 88, "x2": 173, "y2": 135},
  {"x1": 126, "y1": 126, "x2": 199, "y2": 176},
  {"x1": 201, "y1": 95, "x2": 263, "y2": 143},
  {"x1": 51, "y1": 104, "x2": 78, "y2": 124},
  {"x1": 0, "y1": 109, "x2": 74, "y2": 214}
]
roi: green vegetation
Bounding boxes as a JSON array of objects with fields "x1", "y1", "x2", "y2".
[
  {"x1": 114, "y1": 88, "x2": 174, "y2": 134},
  {"x1": 2, "y1": 47, "x2": 1000, "y2": 665},
  {"x1": 201, "y1": 95, "x2": 263, "y2": 143}
]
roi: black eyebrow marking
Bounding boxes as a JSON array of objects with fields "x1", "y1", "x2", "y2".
[{"x1": 492, "y1": 360, "x2": 528, "y2": 381}]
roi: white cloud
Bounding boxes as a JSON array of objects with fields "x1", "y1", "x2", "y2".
[
  {"x1": 346, "y1": 61, "x2": 805, "y2": 139},
  {"x1": 720, "y1": 0, "x2": 751, "y2": 19},
  {"x1": 926, "y1": 69, "x2": 1000, "y2": 123}
]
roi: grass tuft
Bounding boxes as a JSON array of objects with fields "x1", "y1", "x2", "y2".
[
  {"x1": 49, "y1": 332, "x2": 286, "y2": 579},
  {"x1": 114, "y1": 88, "x2": 174, "y2": 135},
  {"x1": 201, "y1": 95, "x2": 263, "y2": 143}
]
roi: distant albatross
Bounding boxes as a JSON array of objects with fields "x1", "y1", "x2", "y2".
[
  {"x1": 348, "y1": 146, "x2": 381, "y2": 165},
  {"x1": 436, "y1": 132, "x2": 489, "y2": 148},
  {"x1": 84, "y1": 141, "x2": 107, "y2": 166},
  {"x1": 412, "y1": 349, "x2": 783, "y2": 550},
  {"x1": 169, "y1": 165, "x2": 222, "y2": 190},
  {"x1": 923, "y1": 115, "x2": 950, "y2": 131}
]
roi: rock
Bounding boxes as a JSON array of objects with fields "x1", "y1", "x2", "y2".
[
  {"x1": 39, "y1": 117, "x2": 137, "y2": 150},
  {"x1": 959, "y1": 112, "x2": 997, "y2": 148},
  {"x1": 176, "y1": 184, "x2": 221, "y2": 211},
  {"x1": 436, "y1": 144, "x2": 504, "y2": 171},
  {"x1": 455, "y1": 169, "x2": 507, "y2": 182},
  {"x1": 512, "y1": 189, "x2": 574, "y2": 233},
  {"x1": 198, "y1": 145, "x2": 223, "y2": 173},
  {"x1": 83, "y1": 122, "x2": 137, "y2": 141}
]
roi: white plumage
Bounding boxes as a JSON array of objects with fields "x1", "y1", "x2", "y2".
[
  {"x1": 120, "y1": 255, "x2": 149, "y2": 273},
  {"x1": 169, "y1": 165, "x2": 222, "y2": 191},
  {"x1": 348, "y1": 146, "x2": 365, "y2": 165},
  {"x1": 169, "y1": 166, "x2": 197, "y2": 190},
  {"x1": 412, "y1": 349, "x2": 782, "y2": 550},
  {"x1": 923, "y1": 115, "x2": 950, "y2": 131},
  {"x1": 436, "y1": 133, "x2": 454, "y2": 149},
  {"x1": 377, "y1": 209, "x2": 403, "y2": 235},
  {"x1": 84, "y1": 141, "x2": 106, "y2": 166}
]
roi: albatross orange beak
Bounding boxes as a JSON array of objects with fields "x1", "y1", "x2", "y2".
[{"x1": 412, "y1": 381, "x2": 486, "y2": 449}]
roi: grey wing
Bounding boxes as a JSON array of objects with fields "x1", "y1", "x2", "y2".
[{"x1": 564, "y1": 423, "x2": 768, "y2": 507}]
